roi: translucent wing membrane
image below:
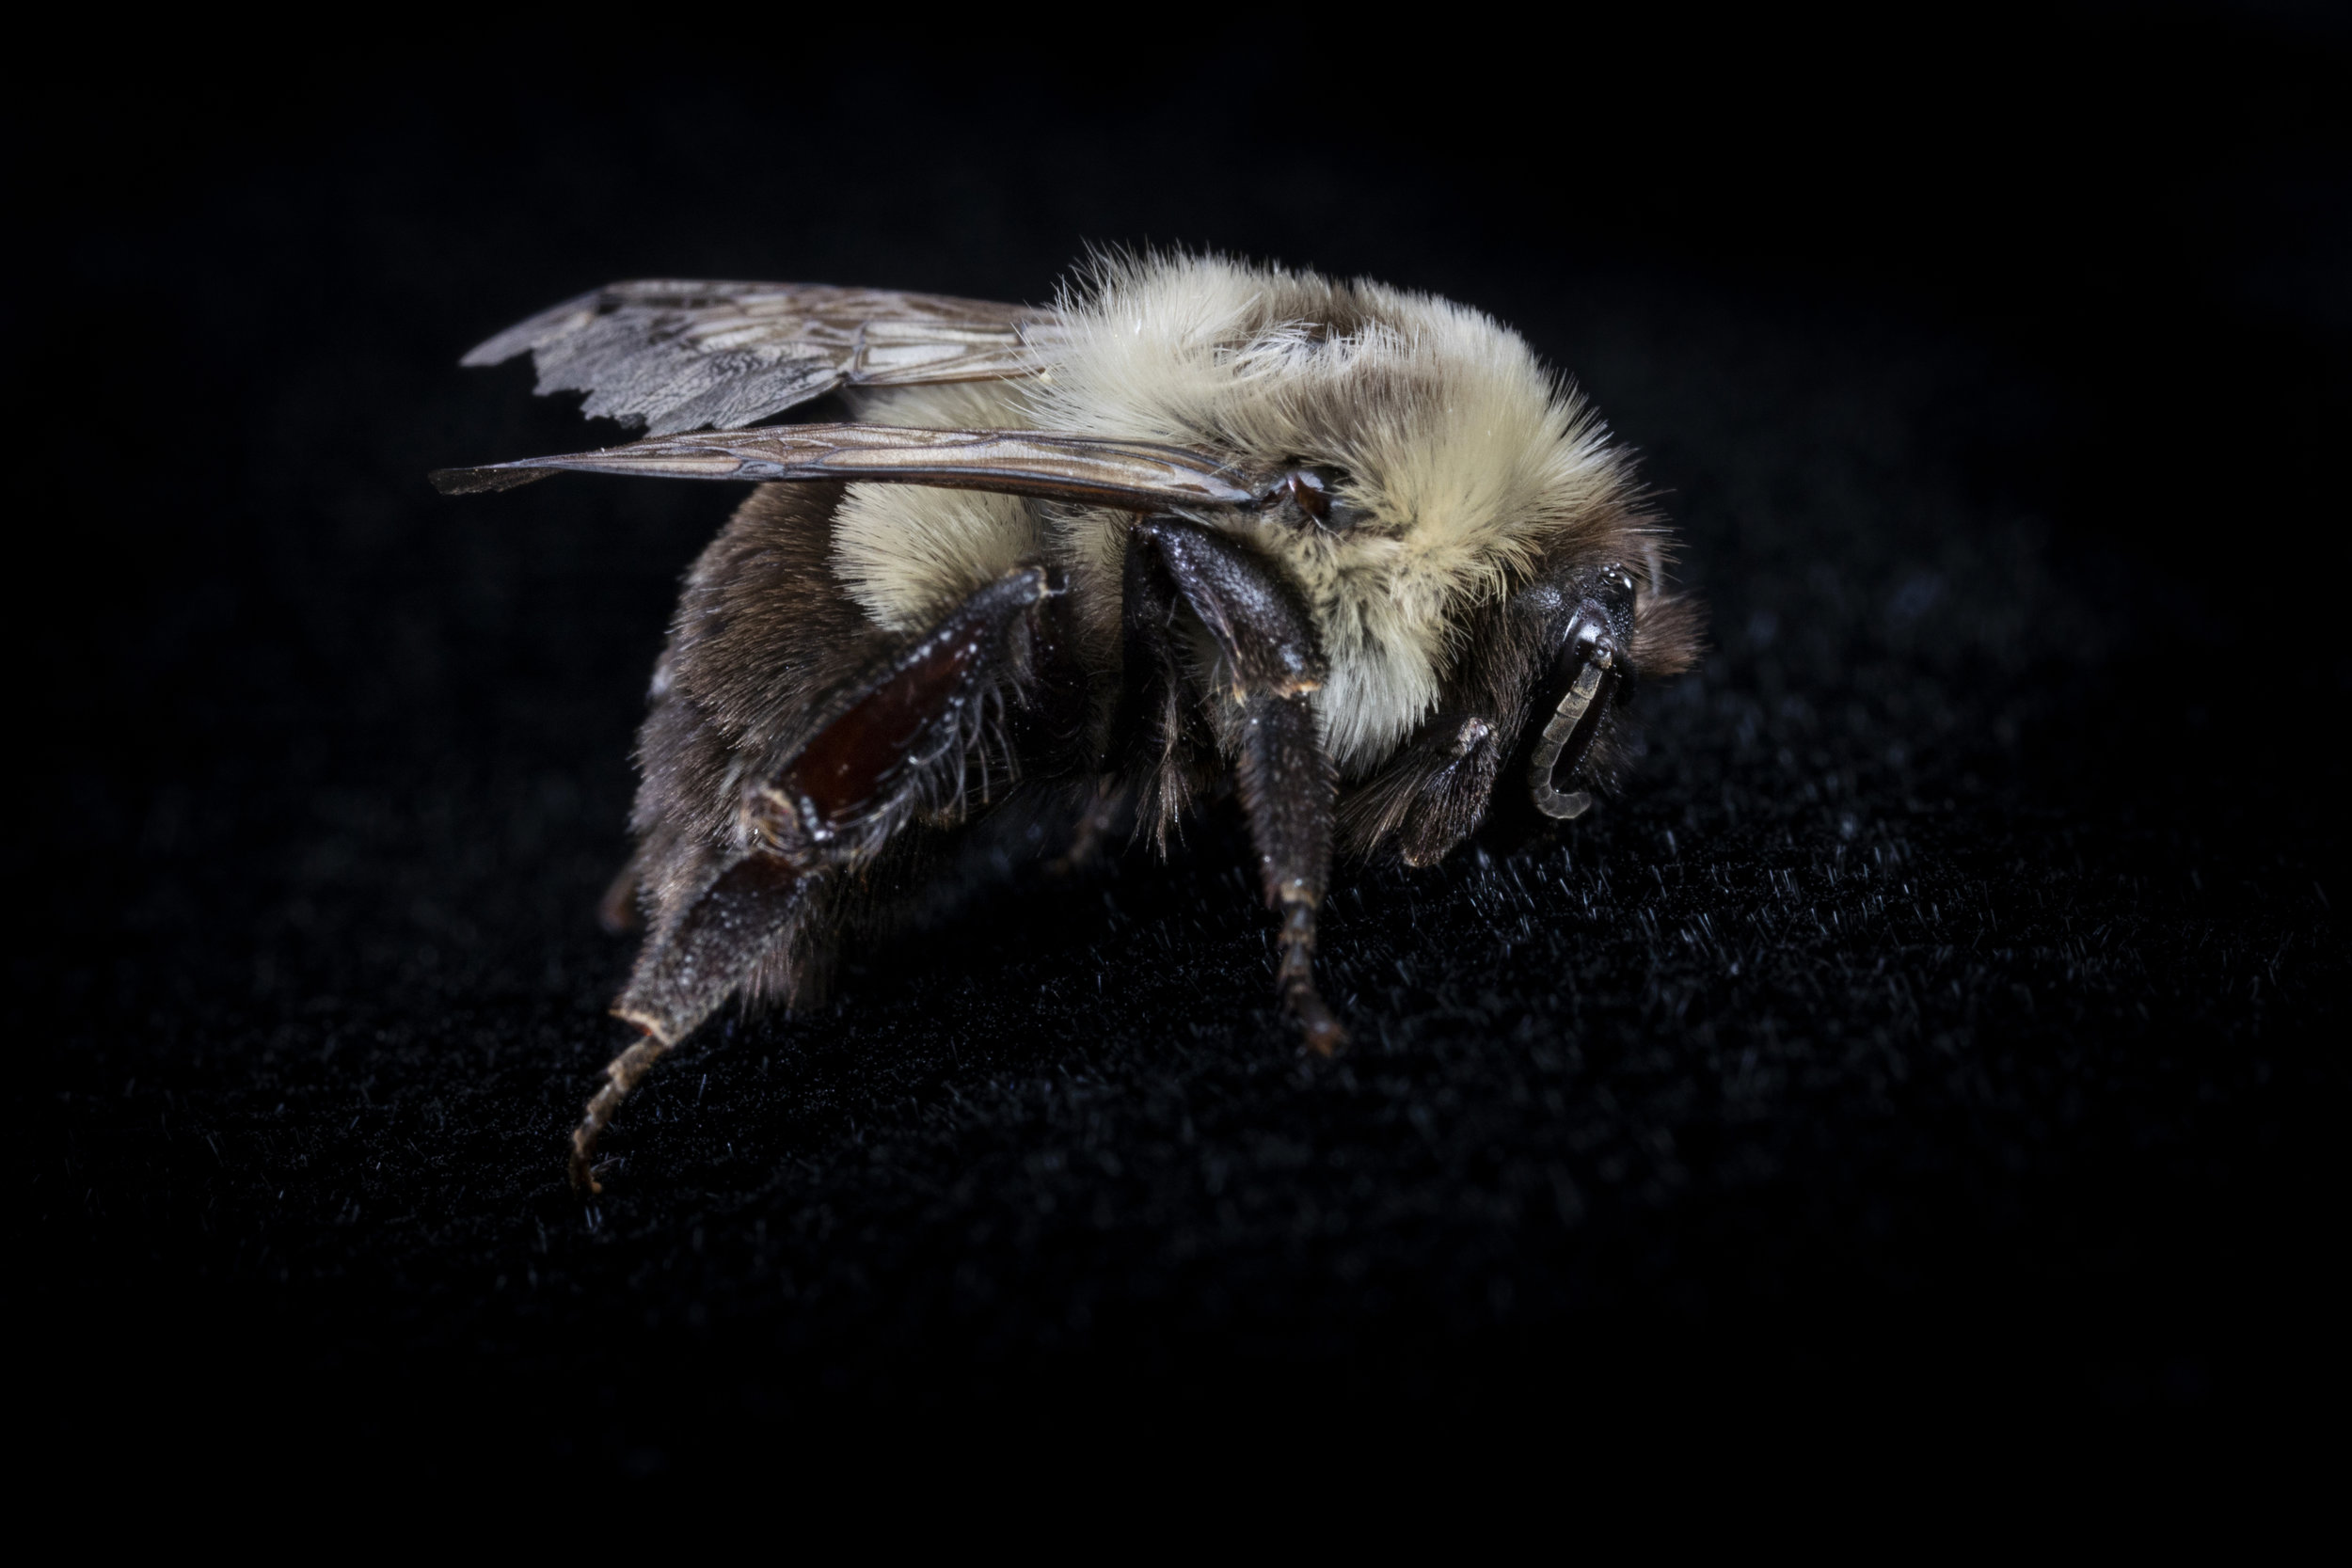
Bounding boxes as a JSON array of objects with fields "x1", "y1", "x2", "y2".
[
  {"x1": 461, "y1": 280, "x2": 1070, "y2": 436},
  {"x1": 430, "y1": 423, "x2": 1271, "y2": 512}
]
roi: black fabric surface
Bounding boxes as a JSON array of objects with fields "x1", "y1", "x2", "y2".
[{"x1": 15, "y1": 14, "x2": 2347, "y2": 1472}]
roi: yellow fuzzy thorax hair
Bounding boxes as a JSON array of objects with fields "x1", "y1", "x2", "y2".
[{"x1": 834, "y1": 253, "x2": 1643, "y2": 776}]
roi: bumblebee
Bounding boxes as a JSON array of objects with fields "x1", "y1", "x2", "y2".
[{"x1": 436, "y1": 253, "x2": 1702, "y2": 1188}]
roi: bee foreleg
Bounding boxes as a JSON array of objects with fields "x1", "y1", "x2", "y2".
[{"x1": 1340, "y1": 711, "x2": 1505, "y2": 866}]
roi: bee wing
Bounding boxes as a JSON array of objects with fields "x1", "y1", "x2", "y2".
[
  {"x1": 430, "y1": 423, "x2": 1270, "y2": 513},
  {"x1": 460, "y1": 281, "x2": 1069, "y2": 437}
]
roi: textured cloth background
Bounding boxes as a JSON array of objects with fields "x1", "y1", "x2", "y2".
[{"x1": 15, "y1": 14, "x2": 2345, "y2": 1473}]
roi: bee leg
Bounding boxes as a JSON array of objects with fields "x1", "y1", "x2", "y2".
[
  {"x1": 571, "y1": 1031, "x2": 667, "y2": 1194},
  {"x1": 1125, "y1": 517, "x2": 1345, "y2": 1053},
  {"x1": 1380, "y1": 712, "x2": 1504, "y2": 868},
  {"x1": 574, "y1": 564, "x2": 1063, "y2": 1189},
  {"x1": 1111, "y1": 517, "x2": 1205, "y2": 848},
  {"x1": 574, "y1": 852, "x2": 815, "y2": 1192},
  {"x1": 1237, "y1": 690, "x2": 1345, "y2": 1054}
]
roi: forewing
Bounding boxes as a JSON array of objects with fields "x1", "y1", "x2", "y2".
[
  {"x1": 431, "y1": 423, "x2": 1271, "y2": 513},
  {"x1": 461, "y1": 281, "x2": 1069, "y2": 436}
]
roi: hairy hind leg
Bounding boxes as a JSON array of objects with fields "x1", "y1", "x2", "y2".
[
  {"x1": 571, "y1": 565, "x2": 1063, "y2": 1189},
  {"x1": 572, "y1": 851, "x2": 815, "y2": 1192}
]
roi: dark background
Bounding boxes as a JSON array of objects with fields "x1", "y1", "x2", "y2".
[{"x1": 11, "y1": 6, "x2": 2346, "y2": 1472}]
